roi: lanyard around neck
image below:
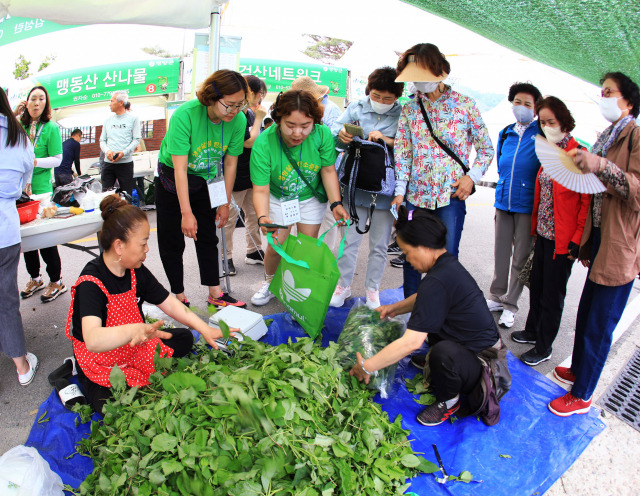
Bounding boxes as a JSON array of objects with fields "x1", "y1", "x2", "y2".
[
  {"x1": 206, "y1": 111, "x2": 224, "y2": 179},
  {"x1": 278, "y1": 127, "x2": 302, "y2": 196}
]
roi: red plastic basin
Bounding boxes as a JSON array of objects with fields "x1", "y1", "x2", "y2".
[{"x1": 17, "y1": 200, "x2": 40, "y2": 224}]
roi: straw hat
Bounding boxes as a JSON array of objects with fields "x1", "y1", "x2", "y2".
[
  {"x1": 291, "y1": 76, "x2": 329, "y2": 99},
  {"x1": 395, "y1": 55, "x2": 448, "y2": 82}
]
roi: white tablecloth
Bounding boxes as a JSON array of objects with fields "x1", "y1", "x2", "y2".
[{"x1": 19, "y1": 210, "x2": 103, "y2": 252}]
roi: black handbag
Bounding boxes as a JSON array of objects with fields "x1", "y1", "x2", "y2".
[
  {"x1": 417, "y1": 98, "x2": 476, "y2": 195},
  {"x1": 338, "y1": 136, "x2": 395, "y2": 234}
]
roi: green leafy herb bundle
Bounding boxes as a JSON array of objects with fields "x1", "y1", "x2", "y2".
[
  {"x1": 71, "y1": 337, "x2": 439, "y2": 496},
  {"x1": 336, "y1": 305, "x2": 405, "y2": 398}
]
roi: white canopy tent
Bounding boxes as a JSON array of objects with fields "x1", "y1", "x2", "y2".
[
  {"x1": 1, "y1": 0, "x2": 227, "y2": 71},
  {"x1": 0, "y1": 0, "x2": 213, "y2": 29}
]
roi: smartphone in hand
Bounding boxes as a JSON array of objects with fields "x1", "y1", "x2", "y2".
[{"x1": 343, "y1": 123, "x2": 364, "y2": 139}]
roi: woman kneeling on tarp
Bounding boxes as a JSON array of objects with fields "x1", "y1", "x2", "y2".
[
  {"x1": 65, "y1": 195, "x2": 231, "y2": 414},
  {"x1": 350, "y1": 206, "x2": 509, "y2": 426}
]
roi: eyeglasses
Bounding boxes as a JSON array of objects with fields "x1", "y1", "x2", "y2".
[
  {"x1": 601, "y1": 88, "x2": 621, "y2": 98},
  {"x1": 218, "y1": 99, "x2": 248, "y2": 113}
]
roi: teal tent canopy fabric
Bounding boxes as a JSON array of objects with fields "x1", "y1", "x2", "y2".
[{"x1": 403, "y1": 0, "x2": 640, "y2": 85}]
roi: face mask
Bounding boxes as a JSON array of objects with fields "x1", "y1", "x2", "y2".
[
  {"x1": 543, "y1": 126, "x2": 566, "y2": 144},
  {"x1": 512, "y1": 104, "x2": 534, "y2": 124},
  {"x1": 370, "y1": 99, "x2": 394, "y2": 114},
  {"x1": 413, "y1": 81, "x2": 440, "y2": 94},
  {"x1": 599, "y1": 96, "x2": 623, "y2": 123}
]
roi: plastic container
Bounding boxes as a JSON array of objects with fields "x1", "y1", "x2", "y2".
[
  {"x1": 17, "y1": 200, "x2": 40, "y2": 224},
  {"x1": 132, "y1": 190, "x2": 140, "y2": 207},
  {"x1": 209, "y1": 306, "x2": 269, "y2": 349}
]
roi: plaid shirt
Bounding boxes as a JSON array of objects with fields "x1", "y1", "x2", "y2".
[{"x1": 394, "y1": 88, "x2": 494, "y2": 209}]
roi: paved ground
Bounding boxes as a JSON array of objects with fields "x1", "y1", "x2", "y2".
[{"x1": 1, "y1": 186, "x2": 639, "y2": 494}]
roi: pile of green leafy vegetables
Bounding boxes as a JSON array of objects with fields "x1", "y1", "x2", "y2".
[
  {"x1": 69, "y1": 336, "x2": 441, "y2": 495},
  {"x1": 336, "y1": 305, "x2": 405, "y2": 398}
]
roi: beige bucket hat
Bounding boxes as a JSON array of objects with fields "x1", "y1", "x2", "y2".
[{"x1": 291, "y1": 76, "x2": 329, "y2": 99}]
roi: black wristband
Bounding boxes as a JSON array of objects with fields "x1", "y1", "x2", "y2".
[
  {"x1": 330, "y1": 201, "x2": 343, "y2": 211},
  {"x1": 258, "y1": 215, "x2": 267, "y2": 222}
]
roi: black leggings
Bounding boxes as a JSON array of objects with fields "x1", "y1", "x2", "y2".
[
  {"x1": 24, "y1": 246, "x2": 61, "y2": 281},
  {"x1": 77, "y1": 328, "x2": 195, "y2": 415},
  {"x1": 428, "y1": 340, "x2": 483, "y2": 402},
  {"x1": 155, "y1": 177, "x2": 220, "y2": 294}
]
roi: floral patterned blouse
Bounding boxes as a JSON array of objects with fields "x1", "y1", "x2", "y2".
[
  {"x1": 536, "y1": 134, "x2": 572, "y2": 239},
  {"x1": 536, "y1": 170, "x2": 555, "y2": 239},
  {"x1": 394, "y1": 88, "x2": 494, "y2": 209}
]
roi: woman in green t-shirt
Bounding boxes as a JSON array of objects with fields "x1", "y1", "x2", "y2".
[
  {"x1": 155, "y1": 70, "x2": 248, "y2": 308},
  {"x1": 15, "y1": 86, "x2": 67, "y2": 303},
  {"x1": 249, "y1": 90, "x2": 349, "y2": 306}
]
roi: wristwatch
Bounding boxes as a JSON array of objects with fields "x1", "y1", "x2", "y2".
[{"x1": 330, "y1": 201, "x2": 343, "y2": 211}]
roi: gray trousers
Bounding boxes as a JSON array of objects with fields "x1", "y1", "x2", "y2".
[
  {"x1": 337, "y1": 205, "x2": 394, "y2": 290},
  {"x1": 490, "y1": 209, "x2": 533, "y2": 313},
  {"x1": 0, "y1": 243, "x2": 26, "y2": 358}
]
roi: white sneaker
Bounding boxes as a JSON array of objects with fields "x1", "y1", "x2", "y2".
[
  {"x1": 251, "y1": 281, "x2": 275, "y2": 306},
  {"x1": 330, "y1": 285, "x2": 351, "y2": 307},
  {"x1": 365, "y1": 288, "x2": 381, "y2": 309},
  {"x1": 499, "y1": 309, "x2": 515, "y2": 328},
  {"x1": 18, "y1": 352, "x2": 39, "y2": 386},
  {"x1": 486, "y1": 299, "x2": 504, "y2": 312}
]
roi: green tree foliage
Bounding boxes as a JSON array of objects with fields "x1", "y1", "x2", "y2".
[
  {"x1": 302, "y1": 34, "x2": 353, "y2": 63},
  {"x1": 38, "y1": 54, "x2": 57, "y2": 72},
  {"x1": 13, "y1": 54, "x2": 31, "y2": 80}
]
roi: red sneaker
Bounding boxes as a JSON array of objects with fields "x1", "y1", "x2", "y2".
[
  {"x1": 208, "y1": 292, "x2": 247, "y2": 308},
  {"x1": 548, "y1": 392, "x2": 591, "y2": 417},
  {"x1": 553, "y1": 366, "x2": 576, "y2": 386}
]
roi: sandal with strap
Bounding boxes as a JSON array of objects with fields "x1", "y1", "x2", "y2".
[
  {"x1": 54, "y1": 378, "x2": 87, "y2": 410},
  {"x1": 47, "y1": 356, "x2": 78, "y2": 386}
]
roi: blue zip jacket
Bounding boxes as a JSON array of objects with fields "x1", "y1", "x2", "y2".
[{"x1": 494, "y1": 122, "x2": 541, "y2": 214}]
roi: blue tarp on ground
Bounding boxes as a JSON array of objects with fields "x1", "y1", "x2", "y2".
[{"x1": 26, "y1": 288, "x2": 605, "y2": 495}]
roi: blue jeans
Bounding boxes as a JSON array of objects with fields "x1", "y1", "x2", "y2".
[
  {"x1": 570, "y1": 228, "x2": 634, "y2": 400},
  {"x1": 402, "y1": 198, "x2": 466, "y2": 297}
]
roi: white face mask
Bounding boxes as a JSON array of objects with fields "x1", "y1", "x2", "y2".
[
  {"x1": 599, "y1": 96, "x2": 623, "y2": 123},
  {"x1": 370, "y1": 99, "x2": 394, "y2": 114},
  {"x1": 413, "y1": 81, "x2": 440, "y2": 94},
  {"x1": 512, "y1": 105, "x2": 534, "y2": 124},
  {"x1": 543, "y1": 126, "x2": 566, "y2": 144}
]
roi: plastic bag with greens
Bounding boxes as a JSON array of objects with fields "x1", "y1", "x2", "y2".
[{"x1": 336, "y1": 303, "x2": 405, "y2": 398}]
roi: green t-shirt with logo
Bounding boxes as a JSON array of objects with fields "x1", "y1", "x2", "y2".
[
  {"x1": 22, "y1": 120, "x2": 62, "y2": 194},
  {"x1": 250, "y1": 124, "x2": 337, "y2": 201},
  {"x1": 158, "y1": 99, "x2": 246, "y2": 179}
]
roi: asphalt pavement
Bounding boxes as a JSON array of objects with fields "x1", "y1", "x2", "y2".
[{"x1": 1, "y1": 185, "x2": 639, "y2": 494}]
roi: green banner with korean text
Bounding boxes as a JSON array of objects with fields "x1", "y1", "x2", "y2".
[
  {"x1": 35, "y1": 58, "x2": 181, "y2": 108},
  {"x1": 0, "y1": 16, "x2": 80, "y2": 46},
  {"x1": 239, "y1": 58, "x2": 348, "y2": 98}
]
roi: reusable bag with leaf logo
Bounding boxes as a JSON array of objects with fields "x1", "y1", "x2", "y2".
[{"x1": 268, "y1": 222, "x2": 348, "y2": 338}]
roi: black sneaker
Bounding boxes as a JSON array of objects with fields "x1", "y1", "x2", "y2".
[
  {"x1": 390, "y1": 254, "x2": 406, "y2": 268},
  {"x1": 387, "y1": 241, "x2": 402, "y2": 255},
  {"x1": 416, "y1": 400, "x2": 460, "y2": 426},
  {"x1": 208, "y1": 292, "x2": 247, "y2": 308},
  {"x1": 410, "y1": 355, "x2": 427, "y2": 370},
  {"x1": 511, "y1": 330, "x2": 537, "y2": 344},
  {"x1": 521, "y1": 347, "x2": 552, "y2": 366},
  {"x1": 223, "y1": 259, "x2": 237, "y2": 276},
  {"x1": 245, "y1": 250, "x2": 265, "y2": 265}
]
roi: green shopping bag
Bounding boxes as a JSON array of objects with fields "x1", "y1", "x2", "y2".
[{"x1": 268, "y1": 222, "x2": 348, "y2": 339}]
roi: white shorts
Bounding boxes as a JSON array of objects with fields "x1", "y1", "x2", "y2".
[{"x1": 269, "y1": 194, "x2": 327, "y2": 226}]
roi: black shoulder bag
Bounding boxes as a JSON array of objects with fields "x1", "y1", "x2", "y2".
[{"x1": 417, "y1": 98, "x2": 476, "y2": 195}]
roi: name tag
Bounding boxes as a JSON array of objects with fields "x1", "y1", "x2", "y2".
[
  {"x1": 281, "y1": 196, "x2": 301, "y2": 225},
  {"x1": 207, "y1": 177, "x2": 227, "y2": 209}
]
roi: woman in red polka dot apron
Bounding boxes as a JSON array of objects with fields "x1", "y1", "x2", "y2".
[
  {"x1": 65, "y1": 271, "x2": 173, "y2": 388},
  {"x1": 66, "y1": 195, "x2": 233, "y2": 413}
]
